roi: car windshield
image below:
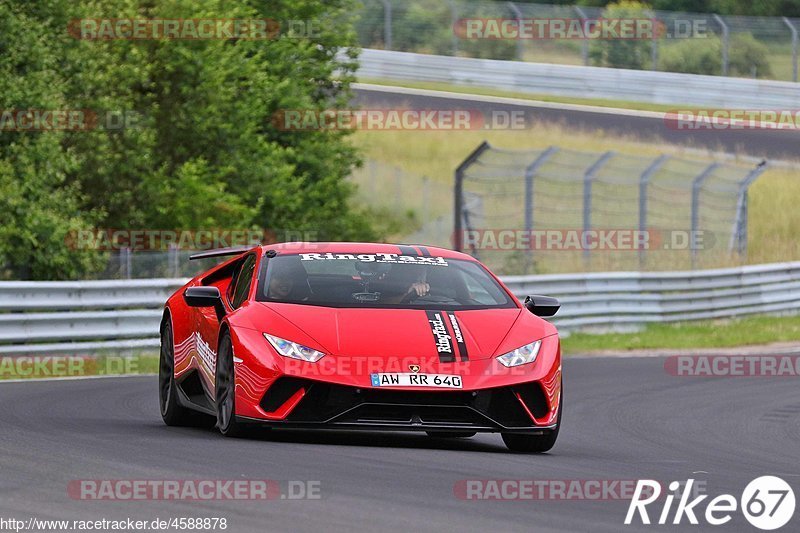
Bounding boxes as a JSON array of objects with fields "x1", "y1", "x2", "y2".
[{"x1": 256, "y1": 252, "x2": 516, "y2": 310}]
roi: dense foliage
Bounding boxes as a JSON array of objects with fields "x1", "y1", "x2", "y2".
[
  {"x1": 545, "y1": 0, "x2": 800, "y2": 17},
  {"x1": 0, "y1": 0, "x2": 374, "y2": 280}
]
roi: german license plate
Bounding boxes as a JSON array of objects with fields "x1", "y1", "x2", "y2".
[{"x1": 370, "y1": 373, "x2": 463, "y2": 389}]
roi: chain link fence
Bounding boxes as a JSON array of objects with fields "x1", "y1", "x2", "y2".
[
  {"x1": 357, "y1": 0, "x2": 800, "y2": 81},
  {"x1": 453, "y1": 142, "x2": 768, "y2": 275},
  {"x1": 16, "y1": 151, "x2": 767, "y2": 280},
  {"x1": 349, "y1": 160, "x2": 453, "y2": 246}
]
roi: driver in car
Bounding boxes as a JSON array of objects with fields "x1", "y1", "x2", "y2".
[
  {"x1": 377, "y1": 265, "x2": 430, "y2": 304},
  {"x1": 266, "y1": 260, "x2": 310, "y2": 301}
]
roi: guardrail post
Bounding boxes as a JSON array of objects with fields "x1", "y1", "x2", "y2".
[
  {"x1": 730, "y1": 160, "x2": 768, "y2": 258},
  {"x1": 582, "y1": 151, "x2": 615, "y2": 264},
  {"x1": 713, "y1": 14, "x2": 729, "y2": 76},
  {"x1": 454, "y1": 141, "x2": 491, "y2": 252},
  {"x1": 523, "y1": 146, "x2": 559, "y2": 271},
  {"x1": 638, "y1": 155, "x2": 669, "y2": 267},
  {"x1": 783, "y1": 17, "x2": 798, "y2": 82},
  {"x1": 690, "y1": 162, "x2": 720, "y2": 269},
  {"x1": 575, "y1": 6, "x2": 590, "y2": 66},
  {"x1": 507, "y1": 2, "x2": 524, "y2": 60},
  {"x1": 379, "y1": 0, "x2": 393, "y2": 50}
]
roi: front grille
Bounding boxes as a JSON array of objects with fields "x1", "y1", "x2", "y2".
[{"x1": 260, "y1": 379, "x2": 544, "y2": 430}]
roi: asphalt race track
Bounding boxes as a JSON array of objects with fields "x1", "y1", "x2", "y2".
[
  {"x1": 353, "y1": 85, "x2": 800, "y2": 161},
  {"x1": 0, "y1": 356, "x2": 797, "y2": 532}
]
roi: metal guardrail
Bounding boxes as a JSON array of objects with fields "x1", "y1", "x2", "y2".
[
  {"x1": 358, "y1": 1, "x2": 800, "y2": 82},
  {"x1": 1, "y1": 262, "x2": 799, "y2": 353},
  {"x1": 0, "y1": 279, "x2": 187, "y2": 355},
  {"x1": 357, "y1": 48, "x2": 800, "y2": 109},
  {"x1": 504, "y1": 261, "x2": 800, "y2": 332}
]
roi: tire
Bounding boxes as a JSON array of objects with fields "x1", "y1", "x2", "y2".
[
  {"x1": 502, "y1": 384, "x2": 562, "y2": 453},
  {"x1": 159, "y1": 321, "x2": 210, "y2": 426},
  {"x1": 215, "y1": 332, "x2": 248, "y2": 437},
  {"x1": 425, "y1": 431, "x2": 477, "y2": 439}
]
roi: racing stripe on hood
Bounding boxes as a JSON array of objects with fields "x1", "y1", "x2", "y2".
[
  {"x1": 425, "y1": 310, "x2": 456, "y2": 363},
  {"x1": 446, "y1": 313, "x2": 469, "y2": 362},
  {"x1": 398, "y1": 245, "x2": 419, "y2": 256}
]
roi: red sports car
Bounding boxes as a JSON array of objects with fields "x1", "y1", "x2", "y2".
[{"x1": 159, "y1": 242, "x2": 562, "y2": 452}]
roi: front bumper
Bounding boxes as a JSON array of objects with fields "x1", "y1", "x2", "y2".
[{"x1": 230, "y1": 329, "x2": 561, "y2": 434}]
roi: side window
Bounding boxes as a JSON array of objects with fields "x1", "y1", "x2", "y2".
[{"x1": 230, "y1": 255, "x2": 256, "y2": 309}]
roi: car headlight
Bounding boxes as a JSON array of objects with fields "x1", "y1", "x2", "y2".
[
  {"x1": 496, "y1": 340, "x2": 542, "y2": 367},
  {"x1": 263, "y1": 333, "x2": 325, "y2": 363}
]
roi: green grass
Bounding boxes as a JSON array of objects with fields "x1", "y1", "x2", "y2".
[
  {"x1": 358, "y1": 77, "x2": 689, "y2": 113},
  {"x1": 562, "y1": 315, "x2": 800, "y2": 353},
  {"x1": 0, "y1": 353, "x2": 158, "y2": 380},
  {"x1": 352, "y1": 121, "x2": 800, "y2": 271}
]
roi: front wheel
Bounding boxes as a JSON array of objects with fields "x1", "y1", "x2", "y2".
[
  {"x1": 215, "y1": 332, "x2": 248, "y2": 437},
  {"x1": 159, "y1": 321, "x2": 211, "y2": 426},
  {"x1": 502, "y1": 384, "x2": 562, "y2": 453}
]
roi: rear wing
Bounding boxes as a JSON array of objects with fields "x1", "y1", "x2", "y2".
[{"x1": 189, "y1": 247, "x2": 254, "y2": 261}]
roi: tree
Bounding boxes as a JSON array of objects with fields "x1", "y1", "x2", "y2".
[
  {"x1": 589, "y1": 1, "x2": 652, "y2": 70},
  {"x1": 1, "y1": 0, "x2": 377, "y2": 279},
  {"x1": 0, "y1": 1, "x2": 105, "y2": 279}
]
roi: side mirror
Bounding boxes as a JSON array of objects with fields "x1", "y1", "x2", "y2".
[
  {"x1": 524, "y1": 295, "x2": 560, "y2": 317},
  {"x1": 184, "y1": 286, "x2": 226, "y2": 320}
]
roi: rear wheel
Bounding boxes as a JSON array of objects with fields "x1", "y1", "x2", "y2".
[
  {"x1": 215, "y1": 332, "x2": 247, "y2": 437},
  {"x1": 426, "y1": 431, "x2": 477, "y2": 439},
  {"x1": 502, "y1": 384, "x2": 562, "y2": 453},
  {"x1": 159, "y1": 321, "x2": 208, "y2": 426}
]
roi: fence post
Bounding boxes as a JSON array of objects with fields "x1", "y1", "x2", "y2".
[
  {"x1": 421, "y1": 176, "x2": 430, "y2": 225},
  {"x1": 582, "y1": 151, "x2": 615, "y2": 264},
  {"x1": 524, "y1": 146, "x2": 559, "y2": 234},
  {"x1": 575, "y1": 6, "x2": 590, "y2": 66},
  {"x1": 649, "y1": 9, "x2": 658, "y2": 71},
  {"x1": 507, "y1": 2, "x2": 524, "y2": 60},
  {"x1": 447, "y1": 0, "x2": 459, "y2": 55},
  {"x1": 453, "y1": 141, "x2": 491, "y2": 252},
  {"x1": 783, "y1": 17, "x2": 798, "y2": 82},
  {"x1": 638, "y1": 155, "x2": 670, "y2": 267},
  {"x1": 120, "y1": 247, "x2": 132, "y2": 279},
  {"x1": 169, "y1": 244, "x2": 179, "y2": 278},
  {"x1": 713, "y1": 14, "x2": 729, "y2": 76},
  {"x1": 730, "y1": 161, "x2": 768, "y2": 258},
  {"x1": 378, "y1": 0, "x2": 393, "y2": 50},
  {"x1": 523, "y1": 146, "x2": 559, "y2": 271},
  {"x1": 690, "y1": 162, "x2": 720, "y2": 269},
  {"x1": 394, "y1": 167, "x2": 402, "y2": 210}
]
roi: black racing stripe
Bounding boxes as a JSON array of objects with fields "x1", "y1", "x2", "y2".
[
  {"x1": 417, "y1": 246, "x2": 431, "y2": 257},
  {"x1": 425, "y1": 310, "x2": 456, "y2": 363},
  {"x1": 446, "y1": 312, "x2": 469, "y2": 362},
  {"x1": 398, "y1": 245, "x2": 418, "y2": 256}
]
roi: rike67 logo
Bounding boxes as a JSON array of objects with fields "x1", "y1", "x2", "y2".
[{"x1": 626, "y1": 477, "x2": 796, "y2": 530}]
